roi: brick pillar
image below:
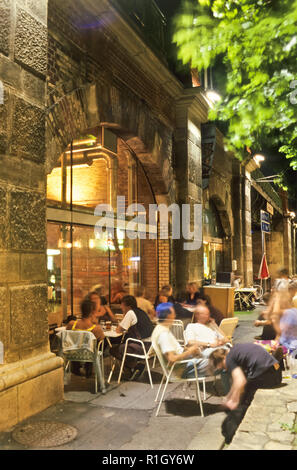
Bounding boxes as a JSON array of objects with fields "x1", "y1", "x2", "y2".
[{"x1": 0, "y1": 0, "x2": 63, "y2": 431}]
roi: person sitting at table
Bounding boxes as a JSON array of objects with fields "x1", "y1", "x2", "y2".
[
  {"x1": 110, "y1": 295, "x2": 154, "y2": 380},
  {"x1": 184, "y1": 304, "x2": 230, "y2": 378},
  {"x1": 87, "y1": 291, "x2": 117, "y2": 323},
  {"x1": 154, "y1": 289, "x2": 170, "y2": 309},
  {"x1": 186, "y1": 282, "x2": 201, "y2": 306},
  {"x1": 156, "y1": 290, "x2": 193, "y2": 320},
  {"x1": 110, "y1": 280, "x2": 127, "y2": 304},
  {"x1": 66, "y1": 298, "x2": 105, "y2": 377},
  {"x1": 136, "y1": 286, "x2": 156, "y2": 320},
  {"x1": 152, "y1": 303, "x2": 202, "y2": 379},
  {"x1": 197, "y1": 295, "x2": 224, "y2": 326}
]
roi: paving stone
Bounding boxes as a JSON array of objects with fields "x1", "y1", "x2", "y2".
[
  {"x1": 264, "y1": 441, "x2": 292, "y2": 451},
  {"x1": 267, "y1": 431, "x2": 294, "y2": 444},
  {"x1": 287, "y1": 402, "x2": 297, "y2": 413}
]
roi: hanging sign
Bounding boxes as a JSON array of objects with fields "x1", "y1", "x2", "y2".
[
  {"x1": 261, "y1": 210, "x2": 271, "y2": 233},
  {"x1": 122, "y1": 248, "x2": 132, "y2": 266}
]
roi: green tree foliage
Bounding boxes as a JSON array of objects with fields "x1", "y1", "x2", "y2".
[{"x1": 173, "y1": 0, "x2": 297, "y2": 177}]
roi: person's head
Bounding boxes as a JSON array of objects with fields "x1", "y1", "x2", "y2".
[
  {"x1": 156, "y1": 302, "x2": 175, "y2": 323},
  {"x1": 156, "y1": 290, "x2": 169, "y2": 306},
  {"x1": 135, "y1": 286, "x2": 146, "y2": 298},
  {"x1": 81, "y1": 298, "x2": 96, "y2": 319},
  {"x1": 277, "y1": 268, "x2": 289, "y2": 279},
  {"x1": 209, "y1": 348, "x2": 228, "y2": 371},
  {"x1": 87, "y1": 291, "x2": 101, "y2": 310},
  {"x1": 161, "y1": 285, "x2": 173, "y2": 297},
  {"x1": 194, "y1": 304, "x2": 211, "y2": 325},
  {"x1": 121, "y1": 295, "x2": 137, "y2": 314},
  {"x1": 91, "y1": 284, "x2": 104, "y2": 296},
  {"x1": 187, "y1": 282, "x2": 198, "y2": 294},
  {"x1": 197, "y1": 294, "x2": 211, "y2": 307},
  {"x1": 65, "y1": 314, "x2": 77, "y2": 324}
]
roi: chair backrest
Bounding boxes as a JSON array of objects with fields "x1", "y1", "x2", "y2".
[
  {"x1": 151, "y1": 336, "x2": 171, "y2": 379},
  {"x1": 219, "y1": 317, "x2": 239, "y2": 340},
  {"x1": 170, "y1": 320, "x2": 185, "y2": 344},
  {"x1": 58, "y1": 330, "x2": 97, "y2": 361}
]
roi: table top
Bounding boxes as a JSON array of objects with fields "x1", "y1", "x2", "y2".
[{"x1": 102, "y1": 328, "x2": 122, "y2": 338}]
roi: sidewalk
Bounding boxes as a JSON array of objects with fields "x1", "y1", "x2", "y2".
[{"x1": 1, "y1": 307, "x2": 296, "y2": 450}]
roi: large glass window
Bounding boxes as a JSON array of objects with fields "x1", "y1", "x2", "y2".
[{"x1": 46, "y1": 127, "x2": 157, "y2": 320}]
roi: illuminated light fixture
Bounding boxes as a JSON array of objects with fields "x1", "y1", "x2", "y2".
[
  {"x1": 130, "y1": 257, "x2": 140, "y2": 262},
  {"x1": 289, "y1": 211, "x2": 296, "y2": 219},
  {"x1": 206, "y1": 89, "x2": 221, "y2": 103},
  {"x1": 72, "y1": 138, "x2": 97, "y2": 147},
  {"x1": 65, "y1": 145, "x2": 103, "y2": 154},
  {"x1": 73, "y1": 241, "x2": 82, "y2": 248},
  {"x1": 89, "y1": 239, "x2": 95, "y2": 249},
  {"x1": 47, "y1": 249, "x2": 61, "y2": 256},
  {"x1": 253, "y1": 154, "x2": 265, "y2": 166}
]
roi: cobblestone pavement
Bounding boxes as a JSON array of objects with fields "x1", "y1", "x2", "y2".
[{"x1": 228, "y1": 307, "x2": 297, "y2": 450}]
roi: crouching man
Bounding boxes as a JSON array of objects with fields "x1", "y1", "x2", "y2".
[{"x1": 209, "y1": 343, "x2": 283, "y2": 443}]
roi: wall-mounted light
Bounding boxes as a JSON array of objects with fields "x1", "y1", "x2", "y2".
[{"x1": 253, "y1": 154, "x2": 265, "y2": 166}]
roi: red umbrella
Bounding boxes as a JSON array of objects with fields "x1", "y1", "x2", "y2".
[{"x1": 258, "y1": 253, "x2": 270, "y2": 279}]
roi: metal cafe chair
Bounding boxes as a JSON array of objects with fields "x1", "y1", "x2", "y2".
[
  {"x1": 169, "y1": 319, "x2": 185, "y2": 346},
  {"x1": 117, "y1": 338, "x2": 155, "y2": 389},
  {"x1": 57, "y1": 330, "x2": 106, "y2": 394},
  {"x1": 152, "y1": 336, "x2": 205, "y2": 417}
]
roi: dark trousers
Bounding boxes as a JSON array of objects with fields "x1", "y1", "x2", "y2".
[{"x1": 110, "y1": 341, "x2": 150, "y2": 369}]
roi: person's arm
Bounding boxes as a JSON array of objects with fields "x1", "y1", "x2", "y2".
[
  {"x1": 166, "y1": 344, "x2": 201, "y2": 365},
  {"x1": 104, "y1": 305, "x2": 117, "y2": 322},
  {"x1": 93, "y1": 326, "x2": 105, "y2": 341},
  {"x1": 186, "y1": 338, "x2": 225, "y2": 348},
  {"x1": 223, "y1": 367, "x2": 247, "y2": 410}
]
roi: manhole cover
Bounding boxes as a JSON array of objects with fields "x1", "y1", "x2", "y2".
[{"x1": 12, "y1": 421, "x2": 78, "y2": 448}]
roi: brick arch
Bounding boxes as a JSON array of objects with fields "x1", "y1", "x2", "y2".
[
  {"x1": 45, "y1": 81, "x2": 173, "y2": 199},
  {"x1": 210, "y1": 195, "x2": 232, "y2": 237}
]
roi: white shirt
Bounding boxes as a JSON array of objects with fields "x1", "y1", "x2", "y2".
[
  {"x1": 136, "y1": 297, "x2": 154, "y2": 315},
  {"x1": 119, "y1": 310, "x2": 137, "y2": 331},
  {"x1": 185, "y1": 323, "x2": 223, "y2": 344},
  {"x1": 152, "y1": 324, "x2": 183, "y2": 356}
]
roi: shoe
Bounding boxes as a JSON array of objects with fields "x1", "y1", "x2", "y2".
[
  {"x1": 129, "y1": 363, "x2": 145, "y2": 381},
  {"x1": 254, "y1": 336, "x2": 263, "y2": 340}
]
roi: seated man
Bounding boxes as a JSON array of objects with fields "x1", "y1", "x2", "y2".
[
  {"x1": 209, "y1": 343, "x2": 283, "y2": 443},
  {"x1": 151, "y1": 303, "x2": 201, "y2": 379},
  {"x1": 110, "y1": 295, "x2": 154, "y2": 379},
  {"x1": 184, "y1": 304, "x2": 230, "y2": 378}
]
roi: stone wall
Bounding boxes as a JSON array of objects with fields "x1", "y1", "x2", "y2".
[{"x1": 0, "y1": 0, "x2": 64, "y2": 431}]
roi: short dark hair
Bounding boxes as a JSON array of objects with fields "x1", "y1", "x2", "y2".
[
  {"x1": 81, "y1": 299, "x2": 96, "y2": 318},
  {"x1": 121, "y1": 295, "x2": 137, "y2": 310}
]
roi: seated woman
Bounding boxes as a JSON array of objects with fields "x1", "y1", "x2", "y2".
[
  {"x1": 135, "y1": 286, "x2": 156, "y2": 320},
  {"x1": 254, "y1": 292, "x2": 292, "y2": 361},
  {"x1": 87, "y1": 291, "x2": 116, "y2": 323},
  {"x1": 254, "y1": 292, "x2": 276, "y2": 340},
  {"x1": 154, "y1": 290, "x2": 170, "y2": 309},
  {"x1": 66, "y1": 298, "x2": 105, "y2": 377},
  {"x1": 110, "y1": 281, "x2": 127, "y2": 304},
  {"x1": 185, "y1": 282, "x2": 201, "y2": 306}
]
